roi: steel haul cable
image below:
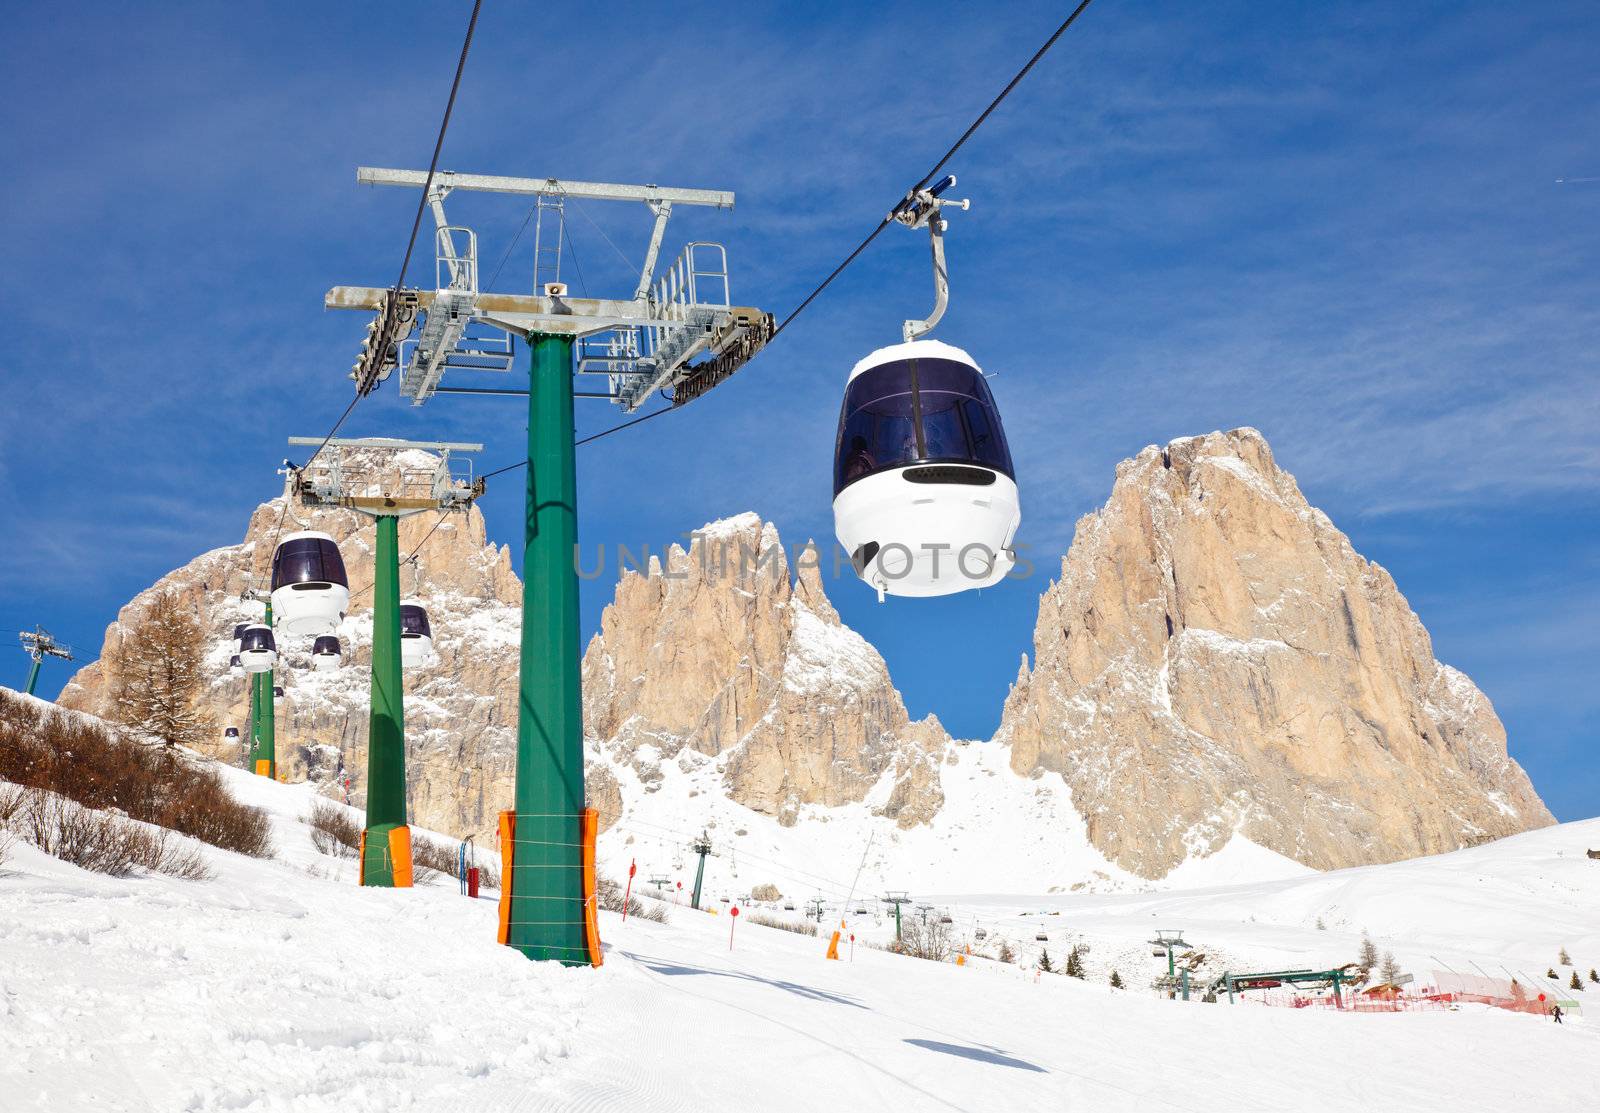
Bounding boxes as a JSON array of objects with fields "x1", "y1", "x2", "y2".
[
  {"x1": 303, "y1": 0, "x2": 485, "y2": 473},
  {"x1": 475, "y1": 1, "x2": 1097, "y2": 477}
]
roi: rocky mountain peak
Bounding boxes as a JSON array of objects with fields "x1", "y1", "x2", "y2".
[{"x1": 997, "y1": 427, "x2": 1552, "y2": 878}]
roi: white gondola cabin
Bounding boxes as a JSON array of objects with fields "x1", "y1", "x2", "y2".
[
  {"x1": 399, "y1": 603, "x2": 432, "y2": 668},
  {"x1": 311, "y1": 635, "x2": 342, "y2": 671},
  {"x1": 228, "y1": 654, "x2": 243, "y2": 678},
  {"x1": 238, "y1": 624, "x2": 276, "y2": 673},
  {"x1": 223, "y1": 726, "x2": 240, "y2": 746},
  {"x1": 273, "y1": 685, "x2": 285, "y2": 703},
  {"x1": 232, "y1": 623, "x2": 248, "y2": 655},
  {"x1": 269, "y1": 531, "x2": 350, "y2": 637},
  {"x1": 832, "y1": 339, "x2": 1019, "y2": 598}
]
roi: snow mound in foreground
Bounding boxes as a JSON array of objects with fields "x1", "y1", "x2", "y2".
[{"x1": 3, "y1": 699, "x2": 1598, "y2": 1111}]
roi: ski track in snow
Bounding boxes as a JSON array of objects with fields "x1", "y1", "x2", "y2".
[{"x1": 3, "y1": 717, "x2": 1598, "y2": 1110}]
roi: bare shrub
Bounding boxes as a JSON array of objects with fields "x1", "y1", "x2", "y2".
[
  {"x1": 308, "y1": 798, "x2": 360, "y2": 859},
  {"x1": 896, "y1": 916, "x2": 954, "y2": 962},
  {"x1": 598, "y1": 877, "x2": 668, "y2": 923},
  {"x1": 750, "y1": 882, "x2": 783, "y2": 902},
  {"x1": 0, "y1": 688, "x2": 272, "y2": 860},
  {"x1": 743, "y1": 909, "x2": 818, "y2": 936},
  {"x1": 9, "y1": 787, "x2": 212, "y2": 880}
]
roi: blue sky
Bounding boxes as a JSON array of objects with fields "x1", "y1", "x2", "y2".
[{"x1": 2, "y1": 1, "x2": 1595, "y2": 820}]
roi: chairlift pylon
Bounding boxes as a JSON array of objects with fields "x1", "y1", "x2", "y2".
[{"x1": 269, "y1": 531, "x2": 350, "y2": 636}]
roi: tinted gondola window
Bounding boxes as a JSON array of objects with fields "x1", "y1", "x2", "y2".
[
  {"x1": 241, "y1": 627, "x2": 275, "y2": 652},
  {"x1": 834, "y1": 358, "x2": 1013, "y2": 494},
  {"x1": 400, "y1": 606, "x2": 432, "y2": 638},
  {"x1": 271, "y1": 537, "x2": 348, "y2": 590}
]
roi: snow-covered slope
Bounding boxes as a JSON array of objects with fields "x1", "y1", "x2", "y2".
[
  {"x1": 592, "y1": 733, "x2": 1314, "y2": 903},
  {"x1": 4, "y1": 710, "x2": 1596, "y2": 1111}
]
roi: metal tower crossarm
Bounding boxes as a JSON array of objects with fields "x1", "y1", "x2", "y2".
[{"x1": 333, "y1": 166, "x2": 772, "y2": 412}]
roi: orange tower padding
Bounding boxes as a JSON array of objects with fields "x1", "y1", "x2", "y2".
[
  {"x1": 825, "y1": 924, "x2": 843, "y2": 961},
  {"x1": 254, "y1": 759, "x2": 273, "y2": 778},
  {"x1": 496, "y1": 810, "x2": 515, "y2": 945},
  {"x1": 388, "y1": 825, "x2": 414, "y2": 888},
  {"x1": 580, "y1": 807, "x2": 604, "y2": 967},
  {"x1": 358, "y1": 829, "x2": 368, "y2": 886}
]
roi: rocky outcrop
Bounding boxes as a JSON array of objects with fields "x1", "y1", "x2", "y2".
[
  {"x1": 996, "y1": 427, "x2": 1553, "y2": 878},
  {"x1": 580, "y1": 513, "x2": 950, "y2": 829}
]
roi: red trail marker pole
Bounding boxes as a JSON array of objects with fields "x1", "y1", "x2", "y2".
[
  {"x1": 623, "y1": 859, "x2": 637, "y2": 922},
  {"x1": 729, "y1": 905, "x2": 740, "y2": 950}
]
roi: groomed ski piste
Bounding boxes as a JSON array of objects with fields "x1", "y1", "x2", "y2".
[{"x1": 3, "y1": 701, "x2": 1597, "y2": 1112}]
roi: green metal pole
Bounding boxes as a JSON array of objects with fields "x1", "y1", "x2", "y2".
[
  {"x1": 362, "y1": 513, "x2": 410, "y2": 887},
  {"x1": 247, "y1": 669, "x2": 259, "y2": 768},
  {"x1": 691, "y1": 849, "x2": 708, "y2": 911},
  {"x1": 507, "y1": 333, "x2": 588, "y2": 963},
  {"x1": 894, "y1": 902, "x2": 903, "y2": 942},
  {"x1": 258, "y1": 600, "x2": 276, "y2": 778},
  {"x1": 1168, "y1": 946, "x2": 1176, "y2": 979},
  {"x1": 23, "y1": 656, "x2": 41, "y2": 697}
]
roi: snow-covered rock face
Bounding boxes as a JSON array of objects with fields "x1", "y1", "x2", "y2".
[
  {"x1": 996, "y1": 427, "x2": 1554, "y2": 878},
  {"x1": 581, "y1": 513, "x2": 949, "y2": 830}
]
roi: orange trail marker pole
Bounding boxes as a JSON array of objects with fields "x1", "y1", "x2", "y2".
[{"x1": 623, "y1": 859, "x2": 637, "y2": 923}]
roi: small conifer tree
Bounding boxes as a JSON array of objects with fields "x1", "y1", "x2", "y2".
[
  {"x1": 1571, "y1": 971, "x2": 1584, "y2": 992},
  {"x1": 1064, "y1": 944, "x2": 1086, "y2": 980},
  {"x1": 1358, "y1": 933, "x2": 1379, "y2": 973},
  {"x1": 1589, "y1": 969, "x2": 1597, "y2": 984},
  {"x1": 1559, "y1": 947, "x2": 1572, "y2": 966},
  {"x1": 110, "y1": 590, "x2": 213, "y2": 751},
  {"x1": 1379, "y1": 951, "x2": 1402, "y2": 986},
  {"x1": 997, "y1": 939, "x2": 1015, "y2": 965},
  {"x1": 1547, "y1": 968, "x2": 1558, "y2": 980},
  {"x1": 1038, "y1": 947, "x2": 1053, "y2": 974},
  {"x1": 1109, "y1": 969, "x2": 1124, "y2": 989}
]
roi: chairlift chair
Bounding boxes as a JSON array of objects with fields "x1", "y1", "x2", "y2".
[
  {"x1": 229, "y1": 654, "x2": 243, "y2": 678},
  {"x1": 238, "y1": 624, "x2": 277, "y2": 673},
  {"x1": 269, "y1": 531, "x2": 350, "y2": 636}
]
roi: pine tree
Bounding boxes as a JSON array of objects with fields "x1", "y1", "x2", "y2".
[
  {"x1": 996, "y1": 940, "x2": 1015, "y2": 965},
  {"x1": 1379, "y1": 951, "x2": 1402, "y2": 986},
  {"x1": 1064, "y1": 944, "x2": 1086, "y2": 980},
  {"x1": 1547, "y1": 968, "x2": 1558, "y2": 980},
  {"x1": 1358, "y1": 933, "x2": 1379, "y2": 973},
  {"x1": 1038, "y1": 947, "x2": 1053, "y2": 974},
  {"x1": 1559, "y1": 947, "x2": 1572, "y2": 966},
  {"x1": 1571, "y1": 971, "x2": 1584, "y2": 992},
  {"x1": 1109, "y1": 969, "x2": 1124, "y2": 989},
  {"x1": 1589, "y1": 969, "x2": 1597, "y2": 984},
  {"x1": 110, "y1": 591, "x2": 213, "y2": 750}
]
